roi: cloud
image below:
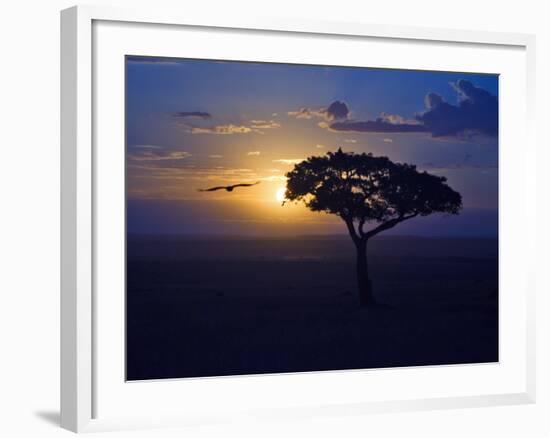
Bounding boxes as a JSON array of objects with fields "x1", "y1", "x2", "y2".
[
  {"x1": 379, "y1": 112, "x2": 421, "y2": 126},
  {"x1": 288, "y1": 108, "x2": 314, "y2": 119},
  {"x1": 324, "y1": 101, "x2": 349, "y2": 121},
  {"x1": 129, "y1": 163, "x2": 258, "y2": 183},
  {"x1": 316, "y1": 144, "x2": 325, "y2": 149},
  {"x1": 424, "y1": 93, "x2": 444, "y2": 109},
  {"x1": 288, "y1": 100, "x2": 349, "y2": 121},
  {"x1": 272, "y1": 158, "x2": 304, "y2": 165},
  {"x1": 383, "y1": 138, "x2": 393, "y2": 143},
  {"x1": 128, "y1": 146, "x2": 191, "y2": 161},
  {"x1": 208, "y1": 154, "x2": 223, "y2": 159},
  {"x1": 416, "y1": 79, "x2": 498, "y2": 137},
  {"x1": 133, "y1": 144, "x2": 162, "y2": 149},
  {"x1": 247, "y1": 151, "x2": 261, "y2": 156},
  {"x1": 173, "y1": 111, "x2": 212, "y2": 119},
  {"x1": 190, "y1": 124, "x2": 254, "y2": 135},
  {"x1": 343, "y1": 139, "x2": 357, "y2": 143},
  {"x1": 329, "y1": 118, "x2": 427, "y2": 134},
  {"x1": 176, "y1": 115, "x2": 281, "y2": 135},
  {"x1": 317, "y1": 104, "x2": 427, "y2": 134},
  {"x1": 311, "y1": 81, "x2": 498, "y2": 139},
  {"x1": 249, "y1": 120, "x2": 281, "y2": 129}
]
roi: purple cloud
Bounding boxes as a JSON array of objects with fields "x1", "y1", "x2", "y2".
[
  {"x1": 416, "y1": 80, "x2": 498, "y2": 137},
  {"x1": 330, "y1": 118, "x2": 427, "y2": 134},
  {"x1": 324, "y1": 80, "x2": 498, "y2": 139},
  {"x1": 324, "y1": 101, "x2": 349, "y2": 121},
  {"x1": 173, "y1": 111, "x2": 212, "y2": 119}
]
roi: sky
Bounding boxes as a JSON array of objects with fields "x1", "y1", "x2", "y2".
[{"x1": 126, "y1": 56, "x2": 499, "y2": 237}]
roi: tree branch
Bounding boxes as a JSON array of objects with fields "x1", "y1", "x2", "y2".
[
  {"x1": 363, "y1": 212, "x2": 418, "y2": 240},
  {"x1": 343, "y1": 217, "x2": 361, "y2": 245},
  {"x1": 358, "y1": 217, "x2": 367, "y2": 237}
]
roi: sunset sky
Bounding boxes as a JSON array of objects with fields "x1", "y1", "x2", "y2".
[{"x1": 126, "y1": 56, "x2": 498, "y2": 237}]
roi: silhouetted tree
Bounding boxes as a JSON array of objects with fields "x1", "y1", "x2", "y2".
[{"x1": 284, "y1": 148, "x2": 462, "y2": 307}]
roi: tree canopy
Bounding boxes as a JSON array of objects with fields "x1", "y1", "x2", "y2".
[{"x1": 285, "y1": 148, "x2": 462, "y2": 242}]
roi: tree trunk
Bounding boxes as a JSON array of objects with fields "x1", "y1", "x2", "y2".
[{"x1": 356, "y1": 241, "x2": 376, "y2": 307}]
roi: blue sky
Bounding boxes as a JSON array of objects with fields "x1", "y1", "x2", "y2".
[{"x1": 126, "y1": 56, "x2": 498, "y2": 237}]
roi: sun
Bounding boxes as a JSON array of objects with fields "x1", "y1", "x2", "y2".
[{"x1": 275, "y1": 186, "x2": 286, "y2": 203}]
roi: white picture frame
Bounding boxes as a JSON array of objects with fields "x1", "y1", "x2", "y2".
[{"x1": 60, "y1": 4, "x2": 536, "y2": 433}]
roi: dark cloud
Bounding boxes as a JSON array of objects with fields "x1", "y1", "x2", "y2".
[
  {"x1": 324, "y1": 80, "x2": 497, "y2": 139},
  {"x1": 324, "y1": 101, "x2": 349, "y2": 121},
  {"x1": 330, "y1": 118, "x2": 427, "y2": 134},
  {"x1": 416, "y1": 80, "x2": 498, "y2": 138},
  {"x1": 173, "y1": 111, "x2": 212, "y2": 119},
  {"x1": 424, "y1": 92, "x2": 444, "y2": 109}
]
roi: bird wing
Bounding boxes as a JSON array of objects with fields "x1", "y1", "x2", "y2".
[
  {"x1": 231, "y1": 181, "x2": 261, "y2": 188},
  {"x1": 197, "y1": 186, "x2": 226, "y2": 192}
]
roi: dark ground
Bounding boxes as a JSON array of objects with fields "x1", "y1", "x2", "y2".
[{"x1": 126, "y1": 235, "x2": 498, "y2": 380}]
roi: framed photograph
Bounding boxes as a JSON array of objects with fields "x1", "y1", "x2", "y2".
[{"x1": 61, "y1": 5, "x2": 536, "y2": 433}]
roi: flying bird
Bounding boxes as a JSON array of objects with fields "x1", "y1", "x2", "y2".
[{"x1": 197, "y1": 181, "x2": 261, "y2": 192}]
